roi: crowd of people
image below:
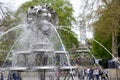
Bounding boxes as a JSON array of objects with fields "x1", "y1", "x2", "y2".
[
  {"x1": 0, "y1": 68, "x2": 109, "y2": 80},
  {"x1": 77, "y1": 67, "x2": 109, "y2": 80},
  {"x1": 0, "y1": 71, "x2": 22, "y2": 80},
  {"x1": 7, "y1": 71, "x2": 22, "y2": 80}
]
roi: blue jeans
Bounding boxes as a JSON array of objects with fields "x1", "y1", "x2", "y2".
[{"x1": 95, "y1": 75, "x2": 99, "y2": 80}]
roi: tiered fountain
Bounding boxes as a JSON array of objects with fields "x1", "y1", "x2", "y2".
[{"x1": 3, "y1": 4, "x2": 75, "y2": 80}]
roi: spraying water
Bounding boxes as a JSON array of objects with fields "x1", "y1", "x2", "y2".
[
  {"x1": 2, "y1": 32, "x2": 26, "y2": 67},
  {"x1": 0, "y1": 24, "x2": 24, "y2": 38},
  {"x1": 0, "y1": 4, "x2": 71, "y2": 69},
  {"x1": 93, "y1": 39, "x2": 120, "y2": 64}
]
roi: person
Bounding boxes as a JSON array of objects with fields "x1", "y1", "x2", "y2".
[
  {"x1": 94, "y1": 68, "x2": 99, "y2": 80},
  {"x1": 0, "y1": 72, "x2": 4, "y2": 80},
  {"x1": 100, "y1": 71, "x2": 106, "y2": 80},
  {"x1": 12, "y1": 71, "x2": 21, "y2": 80},
  {"x1": 70, "y1": 69, "x2": 75, "y2": 80},
  {"x1": 100, "y1": 70, "x2": 109, "y2": 80},
  {"x1": 18, "y1": 72, "x2": 22, "y2": 80},
  {"x1": 86, "y1": 68, "x2": 90, "y2": 80},
  {"x1": 76, "y1": 56, "x2": 81, "y2": 65},
  {"x1": 7, "y1": 71, "x2": 13, "y2": 80},
  {"x1": 43, "y1": 55, "x2": 48, "y2": 65},
  {"x1": 56, "y1": 69, "x2": 61, "y2": 80},
  {"x1": 63, "y1": 62, "x2": 68, "y2": 67},
  {"x1": 91, "y1": 58, "x2": 95, "y2": 64},
  {"x1": 83, "y1": 69, "x2": 87, "y2": 79},
  {"x1": 48, "y1": 72, "x2": 54, "y2": 80},
  {"x1": 78, "y1": 68, "x2": 84, "y2": 80},
  {"x1": 89, "y1": 68, "x2": 94, "y2": 80},
  {"x1": 104, "y1": 70, "x2": 109, "y2": 80}
]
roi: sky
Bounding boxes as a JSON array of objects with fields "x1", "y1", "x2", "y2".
[
  {"x1": 69, "y1": 0, "x2": 82, "y2": 17},
  {"x1": 3, "y1": 0, "x2": 81, "y2": 15},
  {"x1": 69, "y1": 0, "x2": 81, "y2": 40}
]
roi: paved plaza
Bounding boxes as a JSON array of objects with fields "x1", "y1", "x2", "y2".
[
  {"x1": 12, "y1": 76, "x2": 78, "y2": 80},
  {"x1": 3, "y1": 68, "x2": 120, "y2": 80}
]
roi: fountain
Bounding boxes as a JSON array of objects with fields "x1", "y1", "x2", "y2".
[{"x1": 1, "y1": 4, "x2": 76, "y2": 80}]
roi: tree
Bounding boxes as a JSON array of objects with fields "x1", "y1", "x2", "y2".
[
  {"x1": 0, "y1": 1, "x2": 16, "y2": 62},
  {"x1": 78, "y1": 0, "x2": 120, "y2": 59},
  {"x1": 93, "y1": 0, "x2": 120, "y2": 58},
  {"x1": 0, "y1": 1, "x2": 13, "y2": 25}
]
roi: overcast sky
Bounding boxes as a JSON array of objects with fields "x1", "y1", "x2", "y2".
[
  {"x1": 0, "y1": 0, "x2": 81, "y2": 17},
  {"x1": 2, "y1": 0, "x2": 81, "y2": 17}
]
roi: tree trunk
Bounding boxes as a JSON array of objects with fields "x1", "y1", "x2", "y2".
[{"x1": 112, "y1": 29, "x2": 118, "y2": 58}]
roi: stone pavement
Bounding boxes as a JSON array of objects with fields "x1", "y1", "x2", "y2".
[
  {"x1": 3, "y1": 68, "x2": 120, "y2": 80},
  {"x1": 4, "y1": 76, "x2": 79, "y2": 80}
]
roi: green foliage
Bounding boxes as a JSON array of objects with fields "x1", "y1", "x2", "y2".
[
  {"x1": 92, "y1": 0, "x2": 120, "y2": 59},
  {"x1": 92, "y1": 38, "x2": 112, "y2": 59},
  {"x1": 118, "y1": 31, "x2": 120, "y2": 57},
  {"x1": 58, "y1": 28, "x2": 78, "y2": 51},
  {"x1": 0, "y1": 14, "x2": 17, "y2": 62}
]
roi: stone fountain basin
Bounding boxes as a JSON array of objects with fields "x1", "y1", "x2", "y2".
[
  {"x1": 31, "y1": 66, "x2": 56, "y2": 70},
  {"x1": 60, "y1": 66, "x2": 77, "y2": 70},
  {"x1": 5, "y1": 67, "x2": 28, "y2": 71},
  {"x1": 32, "y1": 49, "x2": 54, "y2": 53},
  {"x1": 3, "y1": 66, "x2": 78, "y2": 71},
  {"x1": 54, "y1": 51, "x2": 68, "y2": 54},
  {"x1": 31, "y1": 66, "x2": 77, "y2": 70},
  {"x1": 15, "y1": 51, "x2": 31, "y2": 55}
]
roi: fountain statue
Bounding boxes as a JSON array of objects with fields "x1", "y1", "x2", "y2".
[{"x1": 0, "y1": 4, "x2": 76, "y2": 80}]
